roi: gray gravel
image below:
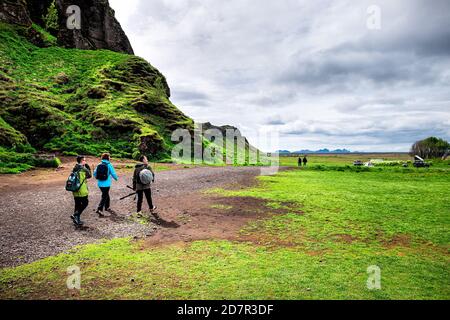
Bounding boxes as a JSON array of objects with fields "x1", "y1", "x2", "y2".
[{"x1": 0, "y1": 166, "x2": 264, "y2": 267}]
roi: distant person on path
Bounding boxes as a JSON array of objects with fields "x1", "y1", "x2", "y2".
[
  {"x1": 298, "y1": 157, "x2": 302, "y2": 167},
  {"x1": 303, "y1": 156, "x2": 308, "y2": 166},
  {"x1": 133, "y1": 155, "x2": 157, "y2": 214},
  {"x1": 71, "y1": 156, "x2": 92, "y2": 226},
  {"x1": 94, "y1": 153, "x2": 118, "y2": 217}
]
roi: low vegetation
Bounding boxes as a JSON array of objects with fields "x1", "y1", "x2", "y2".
[
  {"x1": 1, "y1": 155, "x2": 448, "y2": 299},
  {"x1": 0, "y1": 147, "x2": 61, "y2": 174}
]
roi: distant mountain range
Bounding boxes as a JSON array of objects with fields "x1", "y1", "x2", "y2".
[{"x1": 276, "y1": 149, "x2": 352, "y2": 154}]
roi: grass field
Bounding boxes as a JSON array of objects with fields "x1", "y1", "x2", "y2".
[
  {"x1": 279, "y1": 153, "x2": 411, "y2": 166},
  {"x1": 1, "y1": 154, "x2": 449, "y2": 299}
]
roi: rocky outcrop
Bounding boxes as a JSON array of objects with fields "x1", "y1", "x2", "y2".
[
  {"x1": 0, "y1": 0, "x2": 134, "y2": 54},
  {"x1": 0, "y1": 0, "x2": 32, "y2": 26},
  {"x1": 201, "y1": 122, "x2": 245, "y2": 138},
  {"x1": 26, "y1": 0, "x2": 53, "y2": 27},
  {"x1": 55, "y1": 0, "x2": 134, "y2": 54}
]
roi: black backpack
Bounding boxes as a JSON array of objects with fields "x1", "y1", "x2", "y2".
[{"x1": 96, "y1": 163, "x2": 109, "y2": 181}]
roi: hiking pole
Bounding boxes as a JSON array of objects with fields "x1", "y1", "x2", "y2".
[
  {"x1": 119, "y1": 185, "x2": 136, "y2": 201},
  {"x1": 120, "y1": 192, "x2": 136, "y2": 200}
]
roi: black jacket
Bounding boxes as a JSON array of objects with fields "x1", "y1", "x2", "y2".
[{"x1": 73, "y1": 163, "x2": 92, "y2": 178}]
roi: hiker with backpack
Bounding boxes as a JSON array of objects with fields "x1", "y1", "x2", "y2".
[
  {"x1": 93, "y1": 153, "x2": 118, "y2": 217},
  {"x1": 132, "y1": 155, "x2": 157, "y2": 214},
  {"x1": 303, "y1": 156, "x2": 308, "y2": 166},
  {"x1": 66, "y1": 155, "x2": 92, "y2": 226}
]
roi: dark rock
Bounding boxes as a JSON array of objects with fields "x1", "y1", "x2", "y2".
[
  {"x1": 63, "y1": 87, "x2": 76, "y2": 94},
  {"x1": 101, "y1": 79, "x2": 124, "y2": 91},
  {"x1": 201, "y1": 122, "x2": 243, "y2": 137},
  {"x1": 138, "y1": 133, "x2": 164, "y2": 155},
  {"x1": 86, "y1": 86, "x2": 107, "y2": 99},
  {"x1": 55, "y1": 0, "x2": 134, "y2": 54},
  {"x1": 1, "y1": 0, "x2": 133, "y2": 54},
  {"x1": 54, "y1": 72, "x2": 69, "y2": 85},
  {"x1": 0, "y1": 0, "x2": 32, "y2": 26},
  {"x1": 26, "y1": 0, "x2": 53, "y2": 28},
  {"x1": 0, "y1": 72, "x2": 12, "y2": 83},
  {"x1": 17, "y1": 25, "x2": 48, "y2": 47}
]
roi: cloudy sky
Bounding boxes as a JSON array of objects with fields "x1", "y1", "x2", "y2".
[{"x1": 109, "y1": 0, "x2": 450, "y2": 152}]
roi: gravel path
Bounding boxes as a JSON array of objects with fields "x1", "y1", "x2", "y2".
[{"x1": 0, "y1": 166, "x2": 264, "y2": 267}]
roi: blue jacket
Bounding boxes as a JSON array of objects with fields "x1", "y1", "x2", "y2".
[{"x1": 93, "y1": 160, "x2": 118, "y2": 188}]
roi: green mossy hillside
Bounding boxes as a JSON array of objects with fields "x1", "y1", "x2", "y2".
[{"x1": 0, "y1": 22, "x2": 193, "y2": 162}]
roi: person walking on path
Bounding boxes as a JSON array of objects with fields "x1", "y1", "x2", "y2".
[
  {"x1": 298, "y1": 157, "x2": 302, "y2": 167},
  {"x1": 94, "y1": 153, "x2": 118, "y2": 217},
  {"x1": 133, "y1": 155, "x2": 157, "y2": 214},
  {"x1": 303, "y1": 156, "x2": 308, "y2": 166},
  {"x1": 71, "y1": 156, "x2": 92, "y2": 226}
]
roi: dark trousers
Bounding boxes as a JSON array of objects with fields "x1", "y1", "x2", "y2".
[
  {"x1": 74, "y1": 196, "x2": 89, "y2": 217},
  {"x1": 98, "y1": 187, "x2": 110, "y2": 211},
  {"x1": 137, "y1": 188, "x2": 153, "y2": 212}
]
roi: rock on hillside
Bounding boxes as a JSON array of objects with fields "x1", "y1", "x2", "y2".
[
  {"x1": 0, "y1": 0, "x2": 133, "y2": 54},
  {"x1": 55, "y1": 0, "x2": 134, "y2": 54},
  {"x1": 0, "y1": 0, "x2": 32, "y2": 26}
]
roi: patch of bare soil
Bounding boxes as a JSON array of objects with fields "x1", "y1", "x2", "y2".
[
  {"x1": 330, "y1": 234, "x2": 360, "y2": 244},
  {"x1": 141, "y1": 195, "x2": 294, "y2": 248},
  {"x1": 382, "y1": 234, "x2": 412, "y2": 248}
]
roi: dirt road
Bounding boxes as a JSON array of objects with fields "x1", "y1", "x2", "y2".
[{"x1": 0, "y1": 162, "x2": 277, "y2": 267}]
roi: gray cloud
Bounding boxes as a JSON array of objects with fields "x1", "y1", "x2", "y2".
[
  {"x1": 171, "y1": 90, "x2": 211, "y2": 107},
  {"x1": 110, "y1": 0, "x2": 450, "y2": 151}
]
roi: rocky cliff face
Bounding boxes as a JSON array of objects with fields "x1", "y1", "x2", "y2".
[
  {"x1": 0, "y1": 0, "x2": 133, "y2": 54},
  {"x1": 0, "y1": 0, "x2": 32, "y2": 26},
  {"x1": 55, "y1": 0, "x2": 134, "y2": 54}
]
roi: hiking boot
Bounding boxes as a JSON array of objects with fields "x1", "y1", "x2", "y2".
[
  {"x1": 150, "y1": 207, "x2": 158, "y2": 218},
  {"x1": 71, "y1": 214, "x2": 83, "y2": 226},
  {"x1": 96, "y1": 210, "x2": 105, "y2": 217}
]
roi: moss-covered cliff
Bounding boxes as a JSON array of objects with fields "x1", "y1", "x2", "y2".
[{"x1": 0, "y1": 22, "x2": 193, "y2": 161}]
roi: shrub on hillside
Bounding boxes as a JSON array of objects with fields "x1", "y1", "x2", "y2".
[{"x1": 0, "y1": 147, "x2": 61, "y2": 174}]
